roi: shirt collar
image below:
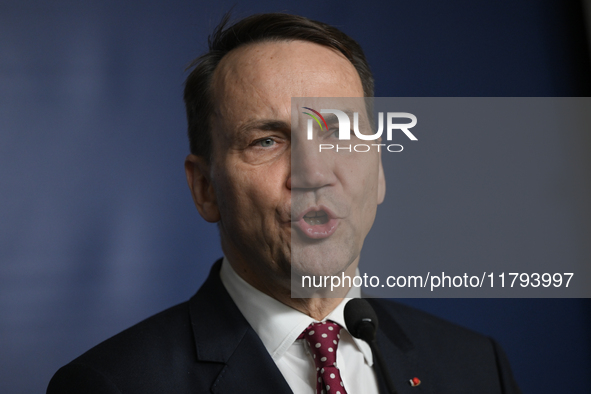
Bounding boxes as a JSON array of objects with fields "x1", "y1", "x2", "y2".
[{"x1": 219, "y1": 256, "x2": 373, "y2": 366}]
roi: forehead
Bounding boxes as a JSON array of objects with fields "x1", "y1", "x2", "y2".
[{"x1": 211, "y1": 40, "x2": 364, "y2": 128}]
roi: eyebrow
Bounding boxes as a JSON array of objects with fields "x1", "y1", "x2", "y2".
[{"x1": 237, "y1": 119, "x2": 291, "y2": 134}]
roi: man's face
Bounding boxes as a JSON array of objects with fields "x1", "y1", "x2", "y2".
[{"x1": 187, "y1": 40, "x2": 385, "y2": 293}]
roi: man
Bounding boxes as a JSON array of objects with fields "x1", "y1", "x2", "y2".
[{"x1": 48, "y1": 13, "x2": 521, "y2": 393}]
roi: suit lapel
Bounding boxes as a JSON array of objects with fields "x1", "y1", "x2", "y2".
[
  {"x1": 210, "y1": 329, "x2": 293, "y2": 393},
  {"x1": 189, "y1": 260, "x2": 293, "y2": 393},
  {"x1": 369, "y1": 299, "x2": 433, "y2": 394}
]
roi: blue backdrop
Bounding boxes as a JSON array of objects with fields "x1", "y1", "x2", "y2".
[{"x1": 1, "y1": 1, "x2": 590, "y2": 392}]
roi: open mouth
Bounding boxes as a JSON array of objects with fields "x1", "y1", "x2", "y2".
[
  {"x1": 303, "y1": 210, "x2": 329, "y2": 226},
  {"x1": 293, "y1": 206, "x2": 339, "y2": 239}
]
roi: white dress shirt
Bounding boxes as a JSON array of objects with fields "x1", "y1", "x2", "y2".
[{"x1": 220, "y1": 257, "x2": 380, "y2": 394}]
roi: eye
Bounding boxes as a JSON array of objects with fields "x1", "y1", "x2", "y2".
[
  {"x1": 328, "y1": 128, "x2": 341, "y2": 139},
  {"x1": 256, "y1": 138, "x2": 275, "y2": 147}
]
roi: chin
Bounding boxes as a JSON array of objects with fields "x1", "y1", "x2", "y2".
[
  {"x1": 289, "y1": 250, "x2": 355, "y2": 299},
  {"x1": 290, "y1": 247, "x2": 356, "y2": 277}
]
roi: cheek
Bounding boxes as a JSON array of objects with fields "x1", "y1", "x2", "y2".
[
  {"x1": 341, "y1": 155, "x2": 380, "y2": 197},
  {"x1": 341, "y1": 157, "x2": 380, "y2": 227},
  {"x1": 216, "y1": 164, "x2": 284, "y2": 219}
]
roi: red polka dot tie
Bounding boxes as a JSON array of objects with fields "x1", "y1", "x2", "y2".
[{"x1": 299, "y1": 321, "x2": 348, "y2": 394}]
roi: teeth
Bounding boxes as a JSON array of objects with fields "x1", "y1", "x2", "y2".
[{"x1": 303, "y1": 215, "x2": 329, "y2": 225}]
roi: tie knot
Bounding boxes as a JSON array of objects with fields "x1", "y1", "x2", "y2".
[{"x1": 300, "y1": 321, "x2": 342, "y2": 367}]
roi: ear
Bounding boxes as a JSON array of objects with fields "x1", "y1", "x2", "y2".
[
  {"x1": 184, "y1": 154, "x2": 221, "y2": 223},
  {"x1": 377, "y1": 150, "x2": 386, "y2": 205}
]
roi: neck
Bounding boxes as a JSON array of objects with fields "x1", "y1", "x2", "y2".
[{"x1": 271, "y1": 289, "x2": 346, "y2": 321}]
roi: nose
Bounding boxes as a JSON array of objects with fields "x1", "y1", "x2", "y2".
[{"x1": 288, "y1": 135, "x2": 337, "y2": 191}]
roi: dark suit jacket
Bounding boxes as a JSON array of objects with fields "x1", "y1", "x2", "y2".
[{"x1": 48, "y1": 260, "x2": 521, "y2": 393}]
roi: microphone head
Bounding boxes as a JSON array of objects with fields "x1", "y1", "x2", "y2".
[{"x1": 344, "y1": 298, "x2": 379, "y2": 343}]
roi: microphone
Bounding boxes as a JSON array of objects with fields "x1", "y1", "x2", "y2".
[{"x1": 344, "y1": 299, "x2": 398, "y2": 394}]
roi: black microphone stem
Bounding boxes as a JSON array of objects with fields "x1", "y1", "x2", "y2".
[
  {"x1": 344, "y1": 299, "x2": 399, "y2": 394},
  {"x1": 368, "y1": 340, "x2": 398, "y2": 394}
]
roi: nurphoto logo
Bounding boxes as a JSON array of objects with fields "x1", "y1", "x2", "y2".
[{"x1": 302, "y1": 107, "x2": 418, "y2": 152}]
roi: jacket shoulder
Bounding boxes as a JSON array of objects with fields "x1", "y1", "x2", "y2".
[
  {"x1": 47, "y1": 301, "x2": 222, "y2": 393},
  {"x1": 368, "y1": 299, "x2": 521, "y2": 393}
]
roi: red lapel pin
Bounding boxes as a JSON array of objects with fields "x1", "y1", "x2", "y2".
[{"x1": 409, "y1": 377, "x2": 421, "y2": 387}]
